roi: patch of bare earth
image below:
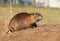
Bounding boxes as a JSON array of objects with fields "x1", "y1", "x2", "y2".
[{"x1": 0, "y1": 22, "x2": 60, "y2": 41}]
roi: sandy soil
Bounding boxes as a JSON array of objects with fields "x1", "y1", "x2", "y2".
[{"x1": 0, "y1": 22, "x2": 60, "y2": 41}]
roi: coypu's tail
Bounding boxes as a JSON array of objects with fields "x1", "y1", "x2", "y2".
[
  {"x1": 6, "y1": 30, "x2": 10, "y2": 34},
  {"x1": 6, "y1": 29, "x2": 14, "y2": 34},
  {"x1": 5, "y1": 30, "x2": 11, "y2": 34}
]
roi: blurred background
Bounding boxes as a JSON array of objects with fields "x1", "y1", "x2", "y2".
[
  {"x1": 0, "y1": 0, "x2": 60, "y2": 26},
  {"x1": 0, "y1": 0, "x2": 60, "y2": 8},
  {"x1": 0, "y1": 0, "x2": 60, "y2": 41}
]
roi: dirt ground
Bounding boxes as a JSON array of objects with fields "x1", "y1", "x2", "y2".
[
  {"x1": 0, "y1": 6, "x2": 60, "y2": 41},
  {"x1": 0, "y1": 23, "x2": 60, "y2": 41}
]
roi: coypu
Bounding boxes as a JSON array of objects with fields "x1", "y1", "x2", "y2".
[{"x1": 7, "y1": 12, "x2": 43, "y2": 33}]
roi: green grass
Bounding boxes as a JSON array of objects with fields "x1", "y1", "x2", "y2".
[{"x1": 0, "y1": 6, "x2": 60, "y2": 24}]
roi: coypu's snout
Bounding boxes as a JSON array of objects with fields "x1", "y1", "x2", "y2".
[{"x1": 35, "y1": 13, "x2": 43, "y2": 22}]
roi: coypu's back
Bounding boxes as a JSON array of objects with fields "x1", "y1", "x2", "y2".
[{"x1": 9, "y1": 12, "x2": 30, "y2": 26}]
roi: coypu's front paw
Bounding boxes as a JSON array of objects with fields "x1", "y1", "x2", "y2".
[{"x1": 31, "y1": 23, "x2": 37, "y2": 28}]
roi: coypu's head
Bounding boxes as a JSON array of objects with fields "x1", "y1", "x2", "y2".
[{"x1": 32, "y1": 13, "x2": 43, "y2": 22}]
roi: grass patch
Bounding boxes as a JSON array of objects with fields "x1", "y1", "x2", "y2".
[{"x1": 0, "y1": 6, "x2": 60, "y2": 24}]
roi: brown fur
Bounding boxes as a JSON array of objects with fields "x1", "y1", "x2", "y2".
[{"x1": 7, "y1": 12, "x2": 42, "y2": 32}]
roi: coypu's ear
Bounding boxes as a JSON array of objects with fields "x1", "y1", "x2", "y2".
[
  {"x1": 32, "y1": 13, "x2": 36, "y2": 16},
  {"x1": 32, "y1": 13, "x2": 35, "y2": 15}
]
